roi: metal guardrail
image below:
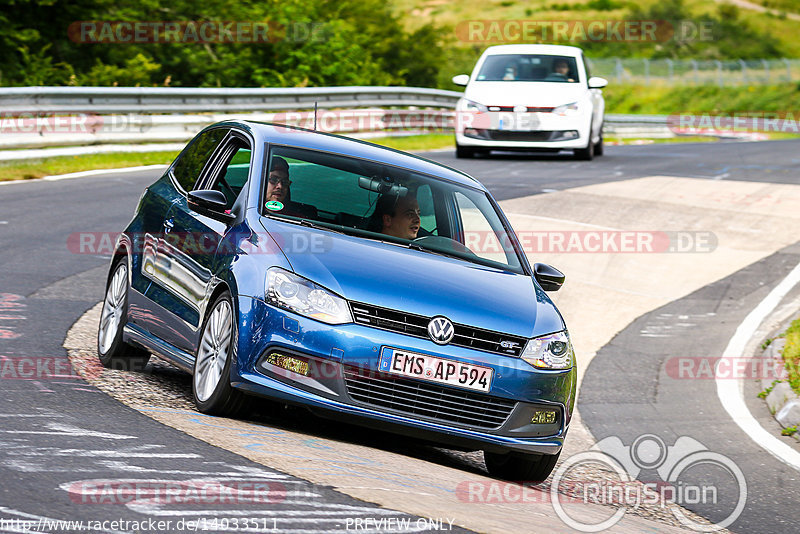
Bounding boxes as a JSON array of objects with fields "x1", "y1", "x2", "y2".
[
  {"x1": 0, "y1": 86, "x2": 463, "y2": 114},
  {"x1": 0, "y1": 86, "x2": 677, "y2": 154}
]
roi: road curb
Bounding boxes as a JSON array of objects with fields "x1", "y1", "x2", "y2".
[{"x1": 760, "y1": 327, "x2": 800, "y2": 435}]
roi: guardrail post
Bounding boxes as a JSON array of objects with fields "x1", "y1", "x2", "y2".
[
  {"x1": 690, "y1": 59, "x2": 698, "y2": 85},
  {"x1": 762, "y1": 59, "x2": 769, "y2": 84},
  {"x1": 615, "y1": 57, "x2": 623, "y2": 84},
  {"x1": 784, "y1": 58, "x2": 792, "y2": 82},
  {"x1": 715, "y1": 60, "x2": 723, "y2": 87},
  {"x1": 644, "y1": 58, "x2": 650, "y2": 85},
  {"x1": 739, "y1": 59, "x2": 747, "y2": 84},
  {"x1": 666, "y1": 59, "x2": 673, "y2": 84}
]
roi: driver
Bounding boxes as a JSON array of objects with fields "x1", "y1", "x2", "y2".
[
  {"x1": 371, "y1": 193, "x2": 420, "y2": 240},
  {"x1": 552, "y1": 59, "x2": 574, "y2": 82}
]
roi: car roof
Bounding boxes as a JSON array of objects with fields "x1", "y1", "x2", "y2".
[
  {"x1": 215, "y1": 120, "x2": 485, "y2": 191},
  {"x1": 482, "y1": 44, "x2": 583, "y2": 57}
]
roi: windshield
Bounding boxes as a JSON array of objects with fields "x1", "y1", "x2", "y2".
[
  {"x1": 262, "y1": 145, "x2": 524, "y2": 274},
  {"x1": 476, "y1": 54, "x2": 580, "y2": 83}
]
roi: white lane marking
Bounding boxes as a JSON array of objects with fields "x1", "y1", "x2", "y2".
[
  {"x1": 43, "y1": 165, "x2": 168, "y2": 181},
  {"x1": 0, "y1": 164, "x2": 168, "y2": 186},
  {"x1": 715, "y1": 260, "x2": 800, "y2": 471},
  {"x1": 505, "y1": 212, "x2": 620, "y2": 231},
  {"x1": 0, "y1": 221, "x2": 7, "y2": 225},
  {"x1": 0, "y1": 414, "x2": 62, "y2": 417},
  {"x1": 0, "y1": 422, "x2": 136, "y2": 440},
  {"x1": 9, "y1": 449, "x2": 200, "y2": 458}
]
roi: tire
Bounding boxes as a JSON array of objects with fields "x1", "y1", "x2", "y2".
[
  {"x1": 455, "y1": 145, "x2": 476, "y2": 159},
  {"x1": 594, "y1": 129, "x2": 604, "y2": 156},
  {"x1": 192, "y1": 291, "x2": 248, "y2": 417},
  {"x1": 484, "y1": 450, "x2": 561, "y2": 483},
  {"x1": 97, "y1": 261, "x2": 151, "y2": 372},
  {"x1": 573, "y1": 136, "x2": 594, "y2": 161}
]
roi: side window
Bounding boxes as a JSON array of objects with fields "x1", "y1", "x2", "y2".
[
  {"x1": 454, "y1": 192, "x2": 508, "y2": 265},
  {"x1": 171, "y1": 128, "x2": 227, "y2": 192},
  {"x1": 208, "y1": 142, "x2": 252, "y2": 210},
  {"x1": 416, "y1": 184, "x2": 437, "y2": 236}
]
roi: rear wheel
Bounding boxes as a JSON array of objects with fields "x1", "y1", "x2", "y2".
[
  {"x1": 193, "y1": 291, "x2": 248, "y2": 416},
  {"x1": 484, "y1": 450, "x2": 561, "y2": 483},
  {"x1": 97, "y1": 261, "x2": 150, "y2": 371}
]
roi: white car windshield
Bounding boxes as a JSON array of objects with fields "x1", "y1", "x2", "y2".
[
  {"x1": 476, "y1": 54, "x2": 580, "y2": 83},
  {"x1": 262, "y1": 145, "x2": 526, "y2": 274}
]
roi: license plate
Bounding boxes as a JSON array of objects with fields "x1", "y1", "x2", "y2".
[{"x1": 378, "y1": 347, "x2": 493, "y2": 392}]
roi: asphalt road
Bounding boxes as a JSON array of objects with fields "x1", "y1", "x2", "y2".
[{"x1": 1, "y1": 139, "x2": 799, "y2": 532}]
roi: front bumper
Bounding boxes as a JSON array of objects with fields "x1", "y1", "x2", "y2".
[
  {"x1": 456, "y1": 110, "x2": 590, "y2": 150},
  {"x1": 233, "y1": 296, "x2": 576, "y2": 455}
]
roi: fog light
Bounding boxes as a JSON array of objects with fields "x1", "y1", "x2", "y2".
[
  {"x1": 531, "y1": 410, "x2": 558, "y2": 424},
  {"x1": 264, "y1": 353, "x2": 309, "y2": 376}
]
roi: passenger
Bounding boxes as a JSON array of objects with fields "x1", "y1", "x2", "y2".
[{"x1": 370, "y1": 193, "x2": 421, "y2": 240}]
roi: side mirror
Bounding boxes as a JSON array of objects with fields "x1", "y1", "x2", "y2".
[
  {"x1": 452, "y1": 74, "x2": 470, "y2": 86},
  {"x1": 188, "y1": 189, "x2": 235, "y2": 224},
  {"x1": 534, "y1": 263, "x2": 565, "y2": 292},
  {"x1": 588, "y1": 76, "x2": 608, "y2": 89}
]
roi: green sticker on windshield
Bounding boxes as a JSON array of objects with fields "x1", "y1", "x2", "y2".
[{"x1": 265, "y1": 200, "x2": 284, "y2": 211}]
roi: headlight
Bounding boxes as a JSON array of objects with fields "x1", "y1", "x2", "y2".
[
  {"x1": 462, "y1": 99, "x2": 487, "y2": 113},
  {"x1": 520, "y1": 331, "x2": 574, "y2": 369},
  {"x1": 552, "y1": 102, "x2": 579, "y2": 116},
  {"x1": 265, "y1": 267, "x2": 352, "y2": 324}
]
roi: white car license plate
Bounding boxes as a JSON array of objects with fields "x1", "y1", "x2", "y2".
[{"x1": 378, "y1": 347, "x2": 493, "y2": 392}]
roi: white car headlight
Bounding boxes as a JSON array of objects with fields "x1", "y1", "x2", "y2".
[
  {"x1": 552, "y1": 102, "x2": 580, "y2": 116},
  {"x1": 520, "y1": 331, "x2": 574, "y2": 370},
  {"x1": 266, "y1": 267, "x2": 352, "y2": 324},
  {"x1": 462, "y1": 99, "x2": 488, "y2": 113}
]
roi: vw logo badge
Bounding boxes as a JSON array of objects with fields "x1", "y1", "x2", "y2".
[{"x1": 428, "y1": 316, "x2": 455, "y2": 345}]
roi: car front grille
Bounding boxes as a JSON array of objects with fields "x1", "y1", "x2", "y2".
[
  {"x1": 350, "y1": 302, "x2": 526, "y2": 356},
  {"x1": 343, "y1": 366, "x2": 517, "y2": 429},
  {"x1": 488, "y1": 106, "x2": 555, "y2": 112},
  {"x1": 485, "y1": 130, "x2": 558, "y2": 142}
]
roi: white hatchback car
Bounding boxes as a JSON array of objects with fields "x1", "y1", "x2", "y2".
[{"x1": 452, "y1": 44, "x2": 607, "y2": 160}]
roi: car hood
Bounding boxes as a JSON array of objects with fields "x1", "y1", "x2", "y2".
[
  {"x1": 464, "y1": 81, "x2": 587, "y2": 108},
  {"x1": 260, "y1": 218, "x2": 564, "y2": 339}
]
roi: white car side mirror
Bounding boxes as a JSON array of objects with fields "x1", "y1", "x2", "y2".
[
  {"x1": 588, "y1": 76, "x2": 608, "y2": 89},
  {"x1": 451, "y1": 74, "x2": 470, "y2": 86}
]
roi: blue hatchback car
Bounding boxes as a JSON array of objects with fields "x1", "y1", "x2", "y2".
[{"x1": 97, "y1": 121, "x2": 576, "y2": 481}]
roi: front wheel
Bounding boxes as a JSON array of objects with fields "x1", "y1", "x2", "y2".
[
  {"x1": 97, "y1": 261, "x2": 150, "y2": 372},
  {"x1": 455, "y1": 145, "x2": 477, "y2": 159},
  {"x1": 594, "y1": 125, "x2": 604, "y2": 156},
  {"x1": 484, "y1": 450, "x2": 561, "y2": 483},
  {"x1": 192, "y1": 291, "x2": 247, "y2": 417}
]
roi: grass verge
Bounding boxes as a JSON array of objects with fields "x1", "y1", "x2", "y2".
[
  {"x1": 782, "y1": 317, "x2": 800, "y2": 395},
  {"x1": 0, "y1": 151, "x2": 179, "y2": 182}
]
